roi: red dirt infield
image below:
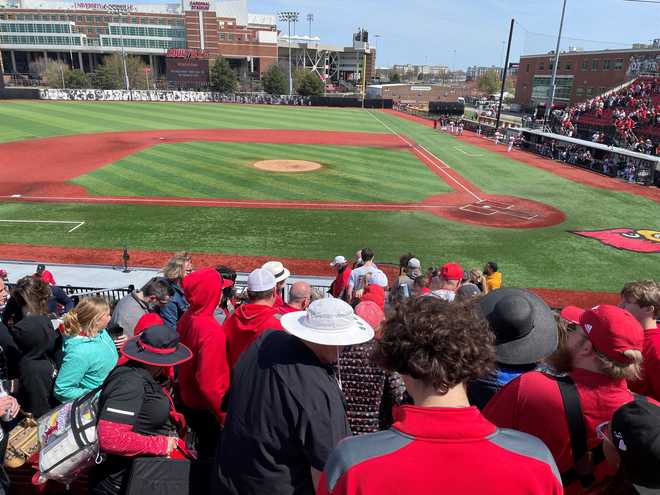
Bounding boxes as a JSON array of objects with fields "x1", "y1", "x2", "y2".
[
  {"x1": 0, "y1": 243, "x2": 618, "y2": 308},
  {"x1": 0, "y1": 126, "x2": 566, "y2": 229}
]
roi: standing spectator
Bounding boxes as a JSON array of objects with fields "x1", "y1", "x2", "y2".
[
  {"x1": 484, "y1": 305, "x2": 645, "y2": 493},
  {"x1": 339, "y1": 301, "x2": 406, "y2": 435},
  {"x1": 35, "y1": 264, "x2": 55, "y2": 286},
  {"x1": 329, "y1": 256, "x2": 351, "y2": 300},
  {"x1": 158, "y1": 253, "x2": 193, "y2": 329},
  {"x1": 347, "y1": 248, "x2": 388, "y2": 303},
  {"x1": 0, "y1": 278, "x2": 19, "y2": 382},
  {"x1": 90, "y1": 324, "x2": 192, "y2": 495},
  {"x1": 484, "y1": 261, "x2": 502, "y2": 291},
  {"x1": 620, "y1": 280, "x2": 660, "y2": 400},
  {"x1": 10, "y1": 276, "x2": 62, "y2": 417},
  {"x1": 217, "y1": 298, "x2": 374, "y2": 495},
  {"x1": 468, "y1": 288, "x2": 558, "y2": 409},
  {"x1": 318, "y1": 297, "x2": 562, "y2": 495},
  {"x1": 427, "y1": 262, "x2": 463, "y2": 302},
  {"x1": 224, "y1": 268, "x2": 283, "y2": 368},
  {"x1": 389, "y1": 257, "x2": 421, "y2": 303},
  {"x1": 214, "y1": 265, "x2": 237, "y2": 325},
  {"x1": 54, "y1": 297, "x2": 118, "y2": 403},
  {"x1": 262, "y1": 261, "x2": 291, "y2": 311},
  {"x1": 176, "y1": 268, "x2": 232, "y2": 494},
  {"x1": 277, "y1": 282, "x2": 312, "y2": 315},
  {"x1": 108, "y1": 277, "x2": 174, "y2": 343}
]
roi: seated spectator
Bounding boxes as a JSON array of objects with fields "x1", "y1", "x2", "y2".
[
  {"x1": 214, "y1": 265, "x2": 237, "y2": 325},
  {"x1": 10, "y1": 276, "x2": 62, "y2": 417},
  {"x1": 262, "y1": 261, "x2": 291, "y2": 311},
  {"x1": 347, "y1": 248, "x2": 388, "y2": 303},
  {"x1": 484, "y1": 305, "x2": 646, "y2": 493},
  {"x1": 484, "y1": 261, "x2": 502, "y2": 291},
  {"x1": 158, "y1": 252, "x2": 193, "y2": 329},
  {"x1": 620, "y1": 280, "x2": 660, "y2": 400},
  {"x1": 217, "y1": 298, "x2": 374, "y2": 495},
  {"x1": 107, "y1": 277, "x2": 174, "y2": 344},
  {"x1": 318, "y1": 297, "x2": 562, "y2": 495},
  {"x1": 54, "y1": 297, "x2": 118, "y2": 403},
  {"x1": 468, "y1": 288, "x2": 558, "y2": 409},
  {"x1": 602, "y1": 399, "x2": 660, "y2": 493},
  {"x1": 329, "y1": 256, "x2": 351, "y2": 300},
  {"x1": 278, "y1": 281, "x2": 312, "y2": 315},
  {"x1": 90, "y1": 324, "x2": 192, "y2": 495},
  {"x1": 389, "y1": 257, "x2": 421, "y2": 303},
  {"x1": 224, "y1": 268, "x2": 283, "y2": 368},
  {"x1": 339, "y1": 300, "x2": 406, "y2": 435},
  {"x1": 412, "y1": 275, "x2": 430, "y2": 297},
  {"x1": 427, "y1": 262, "x2": 463, "y2": 302}
]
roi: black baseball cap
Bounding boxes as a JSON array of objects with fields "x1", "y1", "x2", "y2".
[
  {"x1": 36, "y1": 264, "x2": 46, "y2": 272},
  {"x1": 611, "y1": 400, "x2": 660, "y2": 494}
]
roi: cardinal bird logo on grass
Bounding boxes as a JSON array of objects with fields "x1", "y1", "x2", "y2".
[{"x1": 573, "y1": 228, "x2": 660, "y2": 253}]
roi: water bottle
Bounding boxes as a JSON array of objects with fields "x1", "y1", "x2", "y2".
[{"x1": 0, "y1": 381, "x2": 13, "y2": 422}]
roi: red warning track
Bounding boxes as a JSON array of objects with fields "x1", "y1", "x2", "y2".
[{"x1": 0, "y1": 125, "x2": 565, "y2": 229}]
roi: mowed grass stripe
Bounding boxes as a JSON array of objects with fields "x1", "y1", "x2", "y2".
[
  {"x1": 0, "y1": 102, "x2": 386, "y2": 143},
  {"x1": 71, "y1": 142, "x2": 451, "y2": 202}
]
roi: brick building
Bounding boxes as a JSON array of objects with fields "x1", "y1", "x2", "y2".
[{"x1": 515, "y1": 45, "x2": 660, "y2": 110}]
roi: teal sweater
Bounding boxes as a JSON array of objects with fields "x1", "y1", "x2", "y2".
[{"x1": 54, "y1": 329, "x2": 119, "y2": 403}]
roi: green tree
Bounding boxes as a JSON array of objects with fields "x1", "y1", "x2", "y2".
[
  {"x1": 477, "y1": 69, "x2": 501, "y2": 95},
  {"x1": 261, "y1": 64, "x2": 288, "y2": 95},
  {"x1": 296, "y1": 71, "x2": 324, "y2": 96},
  {"x1": 390, "y1": 72, "x2": 401, "y2": 83},
  {"x1": 93, "y1": 54, "x2": 148, "y2": 90},
  {"x1": 65, "y1": 69, "x2": 91, "y2": 89},
  {"x1": 210, "y1": 57, "x2": 238, "y2": 93}
]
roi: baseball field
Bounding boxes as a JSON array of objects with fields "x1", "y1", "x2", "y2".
[{"x1": 0, "y1": 100, "x2": 658, "y2": 297}]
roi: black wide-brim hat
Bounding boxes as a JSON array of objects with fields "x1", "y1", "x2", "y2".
[
  {"x1": 479, "y1": 288, "x2": 558, "y2": 366},
  {"x1": 121, "y1": 324, "x2": 192, "y2": 367}
]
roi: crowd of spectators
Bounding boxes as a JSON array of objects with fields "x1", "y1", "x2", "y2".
[
  {"x1": 0, "y1": 253, "x2": 659, "y2": 495},
  {"x1": 552, "y1": 77, "x2": 660, "y2": 154}
]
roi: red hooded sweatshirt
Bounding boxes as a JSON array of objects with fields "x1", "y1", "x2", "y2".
[
  {"x1": 176, "y1": 268, "x2": 229, "y2": 423},
  {"x1": 224, "y1": 302, "x2": 283, "y2": 368}
]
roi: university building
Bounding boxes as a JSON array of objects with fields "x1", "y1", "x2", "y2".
[{"x1": 515, "y1": 43, "x2": 660, "y2": 110}]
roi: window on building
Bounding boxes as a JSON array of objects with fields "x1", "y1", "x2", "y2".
[
  {"x1": 228, "y1": 33, "x2": 234, "y2": 40},
  {"x1": 220, "y1": 32, "x2": 225, "y2": 40},
  {"x1": 614, "y1": 58, "x2": 624, "y2": 70},
  {"x1": 587, "y1": 87, "x2": 593, "y2": 97},
  {"x1": 565, "y1": 62, "x2": 572, "y2": 70},
  {"x1": 603, "y1": 60, "x2": 611, "y2": 70},
  {"x1": 539, "y1": 62, "x2": 544, "y2": 70},
  {"x1": 549, "y1": 61, "x2": 554, "y2": 70},
  {"x1": 526, "y1": 63, "x2": 530, "y2": 72},
  {"x1": 592, "y1": 60, "x2": 599, "y2": 71},
  {"x1": 581, "y1": 60, "x2": 588, "y2": 71}
]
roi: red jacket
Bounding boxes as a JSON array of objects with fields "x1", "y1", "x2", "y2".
[
  {"x1": 331, "y1": 268, "x2": 352, "y2": 299},
  {"x1": 224, "y1": 303, "x2": 283, "y2": 368},
  {"x1": 318, "y1": 405, "x2": 562, "y2": 495},
  {"x1": 176, "y1": 268, "x2": 229, "y2": 423}
]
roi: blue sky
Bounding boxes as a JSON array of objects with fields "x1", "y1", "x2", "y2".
[{"x1": 251, "y1": 0, "x2": 660, "y2": 68}]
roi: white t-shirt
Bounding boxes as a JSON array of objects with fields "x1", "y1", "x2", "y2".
[{"x1": 348, "y1": 263, "x2": 388, "y2": 290}]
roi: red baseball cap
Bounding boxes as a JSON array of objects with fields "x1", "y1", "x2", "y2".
[
  {"x1": 560, "y1": 306, "x2": 585, "y2": 325},
  {"x1": 579, "y1": 305, "x2": 643, "y2": 365},
  {"x1": 440, "y1": 262, "x2": 463, "y2": 281}
]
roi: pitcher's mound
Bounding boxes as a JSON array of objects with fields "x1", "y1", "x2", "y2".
[{"x1": 253, "y1": 160, "x2": 322, "y2": 173}]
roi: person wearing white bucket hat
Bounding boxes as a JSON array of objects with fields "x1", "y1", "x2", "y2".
[
  {"x1": 217, "y1": 298, "x2": 374, "y2": 495},
  {"x1": 262, "y1": 261, "x2": 290, "y2": 311}
]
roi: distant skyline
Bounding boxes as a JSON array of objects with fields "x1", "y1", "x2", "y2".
[{"x1": 250, "y1": 0, "x2": 659, "y2": 69}]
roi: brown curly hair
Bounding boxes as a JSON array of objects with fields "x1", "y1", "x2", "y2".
[
  {"x1": 11, "y1": 275, "x2": 51, "y2": 316},
  {"x1": 373, "y1": 297, "x2": 495, "y2": 394}
]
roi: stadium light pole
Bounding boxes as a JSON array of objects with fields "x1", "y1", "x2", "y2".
[
  {"x1": 495, "y1": 18, "x2": 514, "y2": 131},
  {"x1": 545, "y1": 0, "x2": 568, "y2": 124},
  {"x1": 279, "y1": 11, "x2": 299, "y2": 95},
  {"x1": 306, "y1": 13, "x2": 313, "y2": 38}
]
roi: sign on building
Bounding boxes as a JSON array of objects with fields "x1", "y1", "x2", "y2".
[{"x1": 166, "y1": 48, "x2": 209, "y2": 59}]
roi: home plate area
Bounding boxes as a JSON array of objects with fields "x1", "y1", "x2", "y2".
[{"x1": 460, "y1": 200, "x2": 539, "y2": 220}]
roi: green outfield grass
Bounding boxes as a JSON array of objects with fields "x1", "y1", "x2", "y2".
[
  {"x1": 71, "y1": 142, "x2": 452, "y2": 202},
  {"x1": 0, "y1": 101, "x2": 384, "y2": 143},
  {"x1": 0, "y1": 101, "x2": 658, "y2": 291}
]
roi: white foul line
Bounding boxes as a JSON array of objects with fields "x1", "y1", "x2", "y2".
[
  {"x1": 367, "y1": 111, "x2": 482, "y2": 202},
  {"x1": 0, "y1": 219, "x2": 85, "y2": 233},
  {"x1": 453, "y1": 146, "x2": 483, "y2": 157}
]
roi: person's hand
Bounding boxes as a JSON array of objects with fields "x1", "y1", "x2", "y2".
[
  {"x1": 353, "y1": 289, "x2": 364, "y2": 300},
  {"x1": 165, "y1": 436, "x2": 178, "y2": 456},
  {"x1": 0, "y1": 395, "x2": 19, "y2": 420},
  {"x1": 113, "y1": 335, "x2": 128, "y2": 350}
]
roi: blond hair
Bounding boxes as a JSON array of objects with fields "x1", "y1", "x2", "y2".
[
  {"x1": 596, "y1": 350, "x2": 643, "y2": 381},
  {"x1": 162, "y1": 252, "x2": 192, "y2": 283},
  {"x1": 63, "y1": 297, "x2": 110, "y2": 337},
  {"x1": 621, "y1": 280, "x2": 660, "y2": 318}
]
